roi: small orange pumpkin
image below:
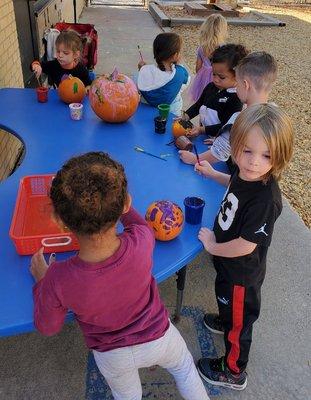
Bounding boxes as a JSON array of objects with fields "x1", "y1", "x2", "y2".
[
  {"x1": 89, "y1": 68, "x2": 139, "y2": 123},
  {"x1": 145, "y1": 200, "x2": 184, "y2": 241},
  {"x1": 172, "y1": 119, "x2": 193, "y2": 138},
  {"x1": 58, "y1": 75, "x2": 86, "y2": 104}
]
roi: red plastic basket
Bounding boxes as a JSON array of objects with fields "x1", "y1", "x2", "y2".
[{"x1": 9, "y1": 175, "x2": 79, "y2": 255}]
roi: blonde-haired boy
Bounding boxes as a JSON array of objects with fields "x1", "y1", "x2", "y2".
[{"x1": 195, "y1": 104, "x2": 294, "y2": 390}]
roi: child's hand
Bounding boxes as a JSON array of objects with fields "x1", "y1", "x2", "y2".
[
  {"x1": 179, "y1": 150, "x2": 196, "y2": 165},
  {"x1": 138, "y1": 60, "x2": 146, "y2": 70},
  {"x1": 198, "y1": 227, "x2": 216, "y2": 252},
  {"x1": 187, "y1": 126, "x2": 204, "y2": 138},
  {"x1": 203, "y1": 137, "x2": 215, "y2": 145},
  {"x1": 32, "y1": 62, "x2": 42, "y2": 78},
  {"x1": 30, "y1": 247, "x2": 49, "y2": 282},
  {"x1": 194, "y1": 160, "x2": 215, "y2": 178}
]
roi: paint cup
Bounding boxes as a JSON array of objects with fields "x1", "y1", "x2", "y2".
[
  {"x1": 69, "y1": 103, "x2": 83, "y2": 120},
  {"x1": 154, "y1": 116, "x2": 167, "y2": 134},
  {"x1": 158, "y1": 103, "x2": 170, "y2": 119},
  {"x1": 184, "y1": 196, "x2": 205, "y2": 225},
  {"x1": 175, "y1": 135, "x2": 193, "y2": 151},
  {"x1": 36, "y1": 86, "x2": 48, "y2": 103}
]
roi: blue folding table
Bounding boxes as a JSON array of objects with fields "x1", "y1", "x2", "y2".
[{"x1": 0, "y1": 88, "x2": 226, "y2": 337}]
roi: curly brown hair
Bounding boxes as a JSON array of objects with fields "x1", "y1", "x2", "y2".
[{"x1": 50, "y1": 152, "x2": 128, "y2": 235}]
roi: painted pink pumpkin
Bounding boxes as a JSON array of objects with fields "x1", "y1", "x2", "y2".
[
  {"x1": 89, "y1": 68, "x2": 139, "y2": 123},
  {"x1": 145, "y1": 200, "x2": 184, "y2": 241}
]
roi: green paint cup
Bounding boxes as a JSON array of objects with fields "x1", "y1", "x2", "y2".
[{"x1": 158, "y1": 103, "x2": 170, "y2": 119}]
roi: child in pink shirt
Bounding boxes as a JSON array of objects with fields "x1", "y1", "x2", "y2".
[{"x1": 30, "y1": 152, "x2": 209, "y2": 400}]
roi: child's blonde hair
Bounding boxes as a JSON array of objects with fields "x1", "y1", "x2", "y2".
[
  {"x1": 55, "y1": 30, "x2": 83, "y2": 56},
  {"x1": 236, "y1": 52, "x2": 277, "y2": 92},
  {"x1": 230, "y1": 104, "x2": 294, "y2": 182},
  {"x1": 199, "y1": 14, "x2": 228, "y2": 58}
]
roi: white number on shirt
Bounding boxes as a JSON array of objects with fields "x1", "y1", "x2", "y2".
[{"x1": 218, "y1": 192, "x2": 239, "y2": 231}]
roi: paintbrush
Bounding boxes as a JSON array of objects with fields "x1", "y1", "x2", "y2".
[
  {"x1": 193, "y1": 144, "x2": 201, "y2": 165},
  {"x1": 134, "y1": 146, "x2": 167, "y2": 161},
  {"x1": 137, "y1": 45, "x2": 144, "y2": 62}
]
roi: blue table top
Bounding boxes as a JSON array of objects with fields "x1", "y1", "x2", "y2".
[{"x1": 0, "y1": 88, "x2": 226, "y2": 337}]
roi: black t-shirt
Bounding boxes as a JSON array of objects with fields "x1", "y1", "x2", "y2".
[
  {"x1": 41, "y1": 60, "x2": 92, "y2": 87},
  {"x1": 185, "y1": 83, "x2": 243, "y2": 137},
  {"x1": 213, "y1": 169, "x2": 282, "y2": 286}
]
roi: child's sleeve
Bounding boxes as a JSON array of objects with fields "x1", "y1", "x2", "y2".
[
  {"x1": 210, "y1": 111, "x2": 240, "y2": 161},
  {"x1": 185, "y1": 84, "x2": 208, "y2": 119},
  {"x1": 218, "y1": 95, "x2": 243, "y2": 128},
  {"x1": 40, "y1": 60, "x2": 55, "y2": 75},
  {"x1": 179, "y1": 66, "x2": 190, "y2": 92},
  {"x1": 32, "y1": 265, "x2": 67, "y2": 336},
  {"x1": 30, "y1": 60, "x2": 52, "y2": 75},
  {"x1": 210, "y1": 130, "x2": 231, "y2": 162},
  {"x1": 120, "y1": 206, "x2": 155, "y2": 249},
  {"x1": 240, "y1": 200, "x2": 282, "y2": 247},
  {"x1": 204, "y1": 96, "x2": 243, "y2": 137}
]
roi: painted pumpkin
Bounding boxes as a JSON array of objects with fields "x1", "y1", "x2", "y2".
[
  {"x1": 58, "y1": 75, "x2": 86, "y2": 104},
  {"x1": 89, "y1": 68, "x2": 139, "y2": 123},
  {"x1": 172, "y1": 119, "x2": 193, "y2": 138},
  {"x1": 145, "y1": 200, "x2": 184, "y2": 241}
]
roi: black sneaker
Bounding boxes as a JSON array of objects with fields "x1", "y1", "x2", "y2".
[
  {"x1": 197, "y1": 356, "x2": 247, "y2": 391},
  {"x1": 203, "y1": 313, "x2": 224, "y2": 335}
]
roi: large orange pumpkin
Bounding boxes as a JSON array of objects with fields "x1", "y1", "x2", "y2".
[
  {"x1": 89, "y1": 68, "x2": 139, "y2": 123},
  {"x1": 58, "y1": 75, "x2": 86, "y2": 104},
  {"x1": 172, "y1": 119, "x2": 193, "y2": 138},
  {"x1": 145, "y1": 200, "x2": 184, "y2": 241}
]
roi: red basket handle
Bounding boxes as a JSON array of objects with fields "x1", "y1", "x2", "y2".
[{"x1": 41, "y1": 236, "x2": 72, "y2": 247}]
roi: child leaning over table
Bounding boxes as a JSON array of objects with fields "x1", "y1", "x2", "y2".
[
  {"x1": 193, "y1": 104, "x2": 294, "y2": 390},
  {"x1": 181, "y1": 43, "x2": 248, "y2": 139},
  {"x1": 30, "y1": 152, "x2": 209, "y2": 400},
  {"x1": 179, "y1": 51, "x2": 278, "y2": 172},
  {"x1": 31, "y1": 30, "x2": 92, "y2": 87}
]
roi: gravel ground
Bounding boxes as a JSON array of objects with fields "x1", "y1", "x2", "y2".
[{"x1": 164, "y1": 3, "x2": 311, "y2": 227}]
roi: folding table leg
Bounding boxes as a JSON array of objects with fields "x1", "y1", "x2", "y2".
[{"x1": 173, "y1": 265, "x2": 187, "y2": 323}]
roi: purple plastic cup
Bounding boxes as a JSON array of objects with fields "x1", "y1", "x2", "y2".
[{"x1": 184, "y1": 196, "x2": 205, "y2": 225}]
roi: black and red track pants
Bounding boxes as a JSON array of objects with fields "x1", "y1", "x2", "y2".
[{"x1": 215, "y1": 272, "x2": 262, "y2": 374}]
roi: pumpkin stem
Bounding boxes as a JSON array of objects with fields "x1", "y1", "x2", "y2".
[
  {"x1": 61, "y1": 74, "x2": 69, "y2": 82},
  {"x1": 110, "y1": 68, "x2": 119, "y2": 81}
]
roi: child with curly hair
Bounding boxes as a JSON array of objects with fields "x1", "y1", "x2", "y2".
[{"x1": 30, "y1": 152, "x2": 209, "y2": 400}]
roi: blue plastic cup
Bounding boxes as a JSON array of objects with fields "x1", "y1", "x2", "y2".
[{"x1": 184, "y1": 197, "x2": 205, "y2": 225}]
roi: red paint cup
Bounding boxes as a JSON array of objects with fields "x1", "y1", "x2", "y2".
[{"x1": 36, "y1": 87, "x2": 48, "y2": 103}]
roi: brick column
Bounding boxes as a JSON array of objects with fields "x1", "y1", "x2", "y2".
[{"x1": 0, "y1": 0, "x2": 24, "y2": 88}]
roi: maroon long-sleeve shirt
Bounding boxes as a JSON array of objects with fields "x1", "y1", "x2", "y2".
[{"x1": 33, "y1": 207, "x2": 169, "y2": 352}]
